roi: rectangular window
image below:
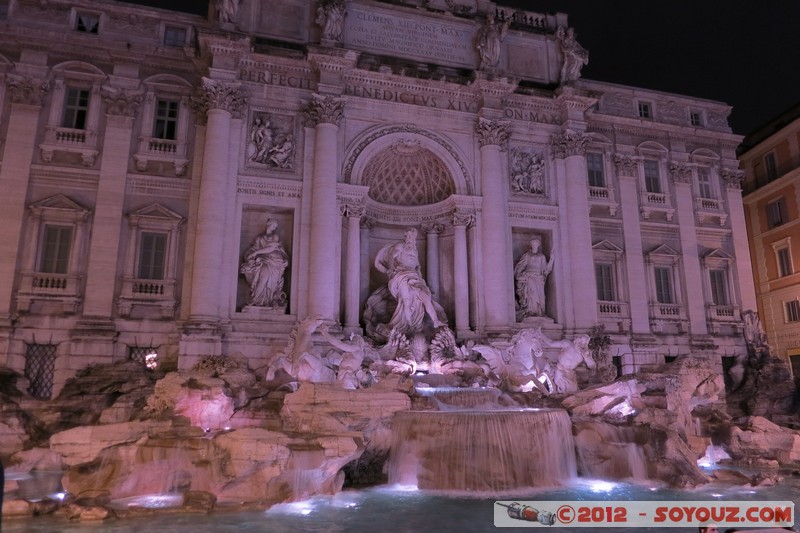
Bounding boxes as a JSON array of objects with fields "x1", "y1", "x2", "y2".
[
  {"x1": 164, "y1": 26, "x2": 187, "y2": 47},
  {"x1": 586, "y1": 153, "x2": 605, "y2": 187},
  {"x1": 787, "y1": 300, "x2": 800, "y2": 322},
  {"x1": 765, "y1": 152, "x2": 778, "y2": 182},
  {"x1": 697, "y1": 167, "x2": 712, "y2": 198},
  {"x1": 778, "y1": 247, "x2": 793, "y2": 277},
  {"x1": 654, "y1": 266, "x2": 673, "y2": 304},
  {"x1": 75, "y1": 12, "x2": 99, "y2": 33},
  {"x1": 137, "y1": 232, "x2": 167, "y2": 280},
  {"x1": 595, "y1": 263, "x2": 615, "y2": 301},
  {"x1": 644, "y1": 160, "x2": 661, "y2": 193},
  {"x1": 690, "y1": 112, "x2": 703, "y2": 127},
  {"x1": 25, "y1": 343, "x2": 57, "y2": 400},
  {"x1": 39, "y1": 225, "x2": 72, "y2": 274},
  {"x1": 61, "y1": 87, "x2": 90, "y2": 130},
  {"x1": 709, "y1": 269, "x2": 728, "y2": 305},
  {"x1": 153, "y1": 99, "x2": 179, "y2": 140},
  {"x1": 638, "y1": 101, "x2": 652, "y2": 119},
  {"x1": 766, "y1": 198, "x2": 788, "y2": 229}
]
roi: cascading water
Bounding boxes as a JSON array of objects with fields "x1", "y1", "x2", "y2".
[
  {"x1": 388, "y1": 387, "x2": 577, "y2": 492},
  {"x1": 572, "y1": 418, "x2": 649, "y2": 481}
]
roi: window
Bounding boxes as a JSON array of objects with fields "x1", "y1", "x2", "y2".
[
  {"x1": 129, "y1": 346, "x2": 159, "y2": 370},
  {"x1": 0, "y1": 2, "x2": 9, "y2": 19},
  {"x1": 654, "y1": 266, "x2": 673, "y2": 304},
  {"x1": 690, "y1": 112, "x2": 703, "y2": 127},
  {"x1": 39, "y1": 225, "x2": 73, "y2": 274},
  {"x1": 764, "y1": 152, "x2": 778, "y2": 182},
  {"x1": 595, "y1": 263, "x2": 615, "y2": 301},
  {"x1": 697, "y1": 167, "x2": 713, "y2": 198},
  {"x1": 587, "y1": 153, "x2": 605, "y2": 187},
  {"x1": 137, "y1": 232, "x2": 167, "y2": 280},
  {"x1": 766, "y1": 198, "x2": 788, "y2": 229},
  {"x1": 61, "y1": 87, "x2": 90, "y2": 130},
  {"x1": 644, "y1": 160, "x2": 661, "y2": 193},
  {"x1": 164, "y1": 26, "x2": 187, "y2": 47},
  {"x1": 153, "y1": 99, "x2": 179, "y2": 140},
  {"x1": 787, "y1": 300, "x2": 800, "y2": 322},
  {"x1": 638, "y1": 101, "x2": 652, "y2": 119},
  {"x1": 709, "y1": 269, "x2": 728, "y2": 305},
  {"x1": 25, "y1": 343, "x2": 57, "y2": 400},
  {"x1": 777, "y1": 247, "x2": 793, "y2": 277},
  {"x1": 75, "y1": 12, "x2": 99, "y2": 33}
]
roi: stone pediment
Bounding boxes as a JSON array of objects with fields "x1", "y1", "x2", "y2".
[
  {"x1": 592, "y1": 240, "x2": 623, "y2": 254},
  {"x1": 647, "y1": 243, "x2": 680, "y2": 258},
  {"x1": 29, "y1": 194, "x2": 88, "y2": 213},
  {"x1": 703, "y1": 248, "x2": 734, "y2": 267},
  {"x1": 128, "y1": 203, "x2": 184, "y2": 223}
]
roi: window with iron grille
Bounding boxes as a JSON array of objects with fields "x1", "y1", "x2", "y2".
[
  {"x1": 137, "y1": 232, "x2": 167, "y2": 280},
  {"x1": 128, "y1": 346, "x2": 154, "y2": 364},
  {"x1": 25, "y1": 344, "x2": 57, "y2": 400},
  {"x1": 709, "y1": 269, "x2": 728, "y2": 305},
  {"x1": 595, "y1": 262, "x2": 615, "y2": 301},
  {"x1": 153, "y1": 99, "x2": 179, "y2": 140},
  {"x1": 62, "y1": 87, "x2": 90, "y2": 130},
  {"x1": 644, "y1": 160, "x2": 661, "y2": 193},
  {"x1": 586, "y1": 153, "x2": 605, "y2": 187},
  {"x1": 654, "y1": 266, "x2": 674, "y2": 304},
  {"x1": 39, "y1": 225, "x2": 72, "y2": 274}
]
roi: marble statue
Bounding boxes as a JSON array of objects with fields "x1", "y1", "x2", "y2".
[
  {"x1": 266, "y1": 316, "x2": 336, "y2": 383},
  {"x1": 472, "y1": 328, "x2": 551, "y2": 393},
  {"x1": 514, "y1": 239, "x2": 554, "y2": 319},
  {"x1": 545, "y1": 334, "x2": 595, "y2": 394},
  {"x1": 372, "y1": 227, "x2": 447, "y2": 337},
  {"x1": 316, "y1": 0, "x2": 346, "y2": 42},
  {"x1": 511, "y1": 150, "x2": 545, "y2": 195},
  {"x1": 240, "y1": 219, "x2": 289, "y2": 308},
  {"x1": 216, "y1": 0, "x2": 240, "y2": 24},
  {"x1": 320, "y1": 325, "x2": 376, "y2": 389},
  {"x1": 476, "y1": 13, "x2": 509, "y2": 69},
  {"x1": 556, "y1": 26, "x2": 589, "y2": 83}
]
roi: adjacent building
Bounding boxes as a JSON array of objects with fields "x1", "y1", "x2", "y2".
[
  {"x1": 0, "y1": 0, "x2": 755, "y2": 396},
  {"x1": 740, "y1": 103, "x2": 800, "y2": 376}
]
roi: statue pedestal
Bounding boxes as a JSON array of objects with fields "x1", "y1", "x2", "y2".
[{"x1": 240, "y1": 304, "x2": 287, "y2": 316}]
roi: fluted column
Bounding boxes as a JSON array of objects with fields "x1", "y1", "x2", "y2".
[
  {"x1": 721, "y1": 168, "x2": 756, "y2": 312},
  {"x1": 342, "y1": 202, "x2": 364, "y2": 330},
  {"x1": 551, "y1": 130, "x2": 597, "y2": 329},
  {"x1": 476, "y1": 117, "x2": 514, "y2": 329},
  {"x1": 188, "y1": 78, "x2": 246, "y2": 322},
  {"x1": 359, "y1": 217, "x2": 373, "y2": 321},
  {"x1": 82, "y1": 88, "x2": 142, "y2": 318},
  {"x1": 670, "y1": 161, "x2": 707, "y2": 336},
  {"x1": 0, "y1": 77, "x2": 49, "y2": 322},
  {"x1": 452, "y1": 210, "x2": 474, "y2": 336},
  {"x1": 422, "y1": 223, "x2": 444, "y2": 300},
  {"x1": 303, "y1": 94, "x2": 345, "y2": 321},
  {"x1": 614, "y1": 154, "x2": 650, "y2": 334}
]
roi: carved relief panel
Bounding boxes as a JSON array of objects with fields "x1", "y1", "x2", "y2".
[
  {"x1": 509, "y1": 147, "x2": 547, "y2": 197},
  {"x1": 245, "y1": 110, "x2": 297, "y2": 173}
]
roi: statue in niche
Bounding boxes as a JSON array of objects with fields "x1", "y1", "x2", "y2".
[
  {"x1": 240, "y1": 219, "x2": 289, "y2": 309},
  {"x1": 543, "y1": 334, "x2": 595, "y2": 394},
  {"x1": 514, "y1": 238, "x2": 554, "y2": 320},
  {"x1": 316, "y1": 0, "x2": 346, "y2": 42},
  {"x1": 216, "y1": 0, "x2": 240, "y2": 24},
  {"x1": 364, "y1": 227, "x2": 448, "y2": 341},
  {"x1": 556, "y1": 26, "x2": 588, "y2": 83},
  {"x1": 510, "y1": 150, "x2": 545, "y2": 194},
  {"x1": 475, "y1": 13, "x2": 509, "y2": 69}
]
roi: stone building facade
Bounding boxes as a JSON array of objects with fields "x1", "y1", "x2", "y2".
[
  {"x1": 0, "y1": 0, "x2": 754, "y2": 396},
  {"x1": 740, "y1": 103, "x2": 800, "y2": 375}
]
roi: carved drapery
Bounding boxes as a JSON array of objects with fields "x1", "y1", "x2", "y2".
[
  {"x1": 475, "y1": 117, "x2": 510, "y2": 148},
  {"x1": 550, "y1": 130, "x2": 589, "y2": 159},
  {"x1": 669, "y1": 161, "x2": 692, "y2": 184},
  {"x1": 191, "y1": 77, "x2": 247, "y2": 120},
  {"x1": 613, "y1": 153, "x2": 639, "y2": 177},
  {"x1": 101, "y1": 87, "x2": 142, "y2": 117},
  {"x1": 7, "y1": 76, "x2": 50, "y2": 106},
  {"x1": 720, "y1": 167, "x2": 744, "y2": 190},
  {"x1": 302, "y1": 93, "x2": 345, "y2": 127}
]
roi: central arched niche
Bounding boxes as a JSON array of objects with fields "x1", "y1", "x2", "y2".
[{"x1": 362, "y1": 140, "x2": 455, "y2": 206}]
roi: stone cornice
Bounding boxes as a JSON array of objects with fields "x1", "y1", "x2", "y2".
[
  {"x1": 364, "y1": 194, "x2": 480, "y2": 226},
  {"x1": 587, "y1": 113, "x2": 743, "y2": 146}
]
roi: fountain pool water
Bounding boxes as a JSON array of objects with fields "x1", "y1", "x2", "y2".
[{"x1": 4, "y1": 477, "x2": 799, "y2": 532}]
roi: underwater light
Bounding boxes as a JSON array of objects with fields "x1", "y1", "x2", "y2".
[{"x1": 587, "y1": 480, "x2": 618, "y2": 492}]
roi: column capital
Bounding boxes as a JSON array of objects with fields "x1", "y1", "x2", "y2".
[
  {"x1": 191, "y1": 77, "x2": 247, "y2": 120},
  {"x1": 550, "y1": 129, "x2": 589, "y2": 159},
  {"x1": 340, "y1": 202, "x2": 365, "y2": 218},
  {"x1": 476, "y1": 117, "x2": 511, "y2": 147},
  {"x1": 7, "y1": 75, "x2": 50, "y2": 106},
  {"x1": 720, "y1": 167, "x2": 744, "y2": 190},
  {"x1": 668, "y1": 160, "x2": 692, "y2": 184},
  {"x1": 302, "y1": 93, "x2": 345, "y2": 127},
  {"x1": 421, "y1": 222, "x2": 445, "y2": 235},
  {"x1": 359, "y1": 216, "x2": 375, "y2": 230},
  {"x1": 101, "y1": 87, "x2": 142, "y2": 117},
  {"x1": 613, "y1": 153, "x2": 640, "y2": 177},
  {"x1": 452, "y1": 208, "x2": 476, "y2": 228}
]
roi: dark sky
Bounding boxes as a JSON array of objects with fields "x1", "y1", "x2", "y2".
[{"x1": 125, "y1": 0, "x2": 799, "y2": 136}]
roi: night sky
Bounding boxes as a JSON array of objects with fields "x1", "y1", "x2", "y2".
[{"x1": 124, "y1": 0, "x2": 800, "y2": 136}]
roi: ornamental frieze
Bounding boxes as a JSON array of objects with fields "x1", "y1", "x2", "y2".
[{"x1": 302, "y1": 93, "x2": 345, "y2": 127}]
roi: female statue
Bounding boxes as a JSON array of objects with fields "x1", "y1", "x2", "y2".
[
  {"x1": 240, "y1": 219, "x2": 289, "y2": 308},
  {"x1": 514, "y1": 239, "x2": 554, "y2": 318}
]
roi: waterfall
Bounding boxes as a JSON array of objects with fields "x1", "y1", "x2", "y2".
[{"x1": 572, "y1": 419, "x2": 649, "y2": 481}]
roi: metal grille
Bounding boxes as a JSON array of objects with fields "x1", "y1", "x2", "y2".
[
  {"x1": 25, "y1": 343, "x2": 57, "y2": 400},
  {"x1": 129, "y1": 346, "x2": 158, "y2": 370}
]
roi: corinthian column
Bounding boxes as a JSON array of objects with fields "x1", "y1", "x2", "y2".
[
  {"x1": 476, "y1": 117, "x2": 514, "y2": 330},
  {"x1": 551, "y1": 130, "x2": 597, "y2": 329},
  {"x1": 187, "y1": 78, "x2": 246, "y2": 323},
  {"x1": 341, "y1": 202, "x2": 364, "y2": 331},
  {"x1": 302, "y1": 94, "x2": 345, "y2": 322},
  {"x1": 452, "y1": 209, "x2": 474, "y2": 336}
]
